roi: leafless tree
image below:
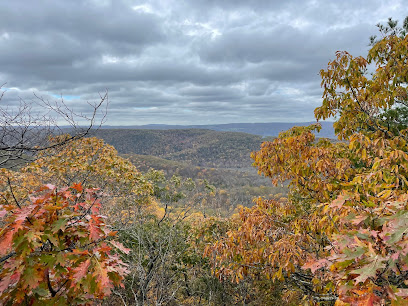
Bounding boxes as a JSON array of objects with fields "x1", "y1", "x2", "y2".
[{"x1": 0, "y1": 84, "x2": 108, "y2": 168}]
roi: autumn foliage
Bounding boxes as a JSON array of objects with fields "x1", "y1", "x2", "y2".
[
  {"x1": 22, "y1": 136, "x2": 153, "y2": 208},
  {"x1": 0, "y1": 183, "x2": 129, "y2": 304},
  {"x1": 206, "y1": 18, "x2": 408, "y2": 305}
]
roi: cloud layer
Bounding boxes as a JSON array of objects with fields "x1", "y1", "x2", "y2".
[{"x1": 0, "y1": 0, "x2": 405, "y2": 125}]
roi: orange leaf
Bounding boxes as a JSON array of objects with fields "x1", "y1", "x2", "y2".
[
  {"x1": 71, "y1": 183, "x2": 83, "y2": 192},
  {"x1": 0, "y1": 230, "x2": 14, "y2": 256},
  {"x1": 96, "y1": 264, "x2": 112, "y2": 295},
  {"x1": 109, "y1": 240, "x2": 130, "y2": 254},
  {"x1": 360, "y1": 292, "x2": 380, "y2": 306},
  {"x1": 330, "y1": 194, "x2": 346, "y2": 208},
  {"x1": 72, "y1": 259, "x2": 91, "y2": 283},
  {"x1": 89, "y1": 217, "x2": 101, "y2": 241}
]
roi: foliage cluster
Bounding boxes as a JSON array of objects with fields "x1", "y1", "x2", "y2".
[
  {"x1": 206, "y1": 17, "x2": 408, "y2": 305},
  {"x1": 0, "y1": 133, "x2": 282, "y2": 305},
  {"x1": 0, "y1": 183, "x2": 129, "y2": 305}
]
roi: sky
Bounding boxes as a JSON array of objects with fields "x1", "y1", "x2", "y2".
[{"x1": 0, "y1": 0, "x2": 406, "y2": 126}]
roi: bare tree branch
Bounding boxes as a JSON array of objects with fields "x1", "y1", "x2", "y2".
[{"x1": 0, "y1": 86, "x2": 108, "y2": 169}]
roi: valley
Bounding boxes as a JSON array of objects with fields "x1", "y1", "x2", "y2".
[{"x1": 89, "y1": 128, "x2": 286, "y2": 215}]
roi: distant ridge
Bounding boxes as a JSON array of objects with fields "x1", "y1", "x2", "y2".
[
  {"x1": 99, "y1": 122, "x2": 336, "y2": 138},
  {"x1": 89, "y1": 129, "x2": 271, "y2": 168}
]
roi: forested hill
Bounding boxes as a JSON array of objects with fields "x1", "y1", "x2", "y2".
[
  {"x1": 99, "y1": 121, "x2": 336, "y2": 138},
  {"x1": 89, "y1": 129, "x2": 274, "y2": 168}
]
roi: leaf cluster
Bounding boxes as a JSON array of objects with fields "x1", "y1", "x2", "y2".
[
  {"x1": 206, "y1": 17, "x2": 408, "y2": 305},
  {"x1": 0, "y1": 184, "x2": 129, "y2": 305}
]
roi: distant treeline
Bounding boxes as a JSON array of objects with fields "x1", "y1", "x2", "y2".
[{"x1": 96, "y1": 121, "x2": 336, "y2": 138}]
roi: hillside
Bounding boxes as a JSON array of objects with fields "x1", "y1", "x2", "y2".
[
  {"x1": 89, "y1": 129, "x2": 274, "y2": 168},
  {"x1": 87, "y1": 128, "x2": 285, "y2": 215},
  {"x1": 99, "y1": 121, "x2": 336, "y2": 138},
  {"x1": 124, "y1": 153, "x2": 276, "y2": 189}
]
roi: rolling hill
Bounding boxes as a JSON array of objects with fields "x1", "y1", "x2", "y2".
[
  {"x1": 89, "y1": 129, "x2": 274, "y2": 168},
  {"x1": 99, "y1": 121, "x2": 336, "y2": 138}
]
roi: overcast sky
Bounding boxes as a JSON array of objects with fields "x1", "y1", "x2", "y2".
[{"x1": 0, "y1": 0, "x2": 406, "y2": 125}]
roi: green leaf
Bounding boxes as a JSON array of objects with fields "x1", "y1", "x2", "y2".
[
  {"x1": 40, "y1": 254, "x2": 57, "y2": 267},
  {"x1": 32, "y1": 287, "x2": 48, "y2": 297},
  {"x1": 352, "y1": 255, "x2": 386, "y2": 284},
  {"x1": 51, "y1": 218, "x2": 68, "y2": 233},
  {"x1": 343, "y1": 246, "x2": 366, "y2": 259},
  {"x1": 22, "y1": 266, "x2": 40, "y2": 289}
]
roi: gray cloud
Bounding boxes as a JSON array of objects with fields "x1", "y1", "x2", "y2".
[{"x1": 0, "y1": 0, "x2": 405, "y2": 125}]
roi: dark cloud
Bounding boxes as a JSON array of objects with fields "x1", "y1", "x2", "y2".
[{"x1": 0, "y1": 0, "x2": 405, "y2": 125}]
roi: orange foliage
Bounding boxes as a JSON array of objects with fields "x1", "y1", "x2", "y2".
[
  {"x1": 0, "y1": 184, "x2": 129, "y2": 304},
  {"x1": 206, "y1": 20, "x2": 408, "y2": 304}
]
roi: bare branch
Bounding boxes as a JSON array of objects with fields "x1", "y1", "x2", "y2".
[{"x1": 0, "y1": 87, "x2": 108, "y2": 169}]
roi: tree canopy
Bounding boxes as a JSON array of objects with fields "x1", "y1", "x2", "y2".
[{"x1": 207, "y1": 17, "x2": 408, "y2": 305}]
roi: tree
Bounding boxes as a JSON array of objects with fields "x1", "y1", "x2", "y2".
[
  {"x1": 0, "y1": 183, "x2": 130, "y2": 304},
  {"x1": 0, "y1": 90, "x2": 134, "y2": 304},
  {"x1": 316, "y1": 16, "x2": 408, "y2": 139},
  {"x1": 0, "y1": 86, "x2": 108, "y2": 169},
  {"x1": 20, "y1": 136, "x2": 154, "y2": 225},
  {"x1": 108, "y1": 171, "x2": 210, "y2": 305},
  {"x1": 207, "y1": 17, "x2": 408, "y2": 304}
]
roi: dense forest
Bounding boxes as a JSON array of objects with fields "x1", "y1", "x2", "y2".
[
  {"x1": 96, "y1": 122, "x2": 336, "y2": 138},
  {"x1": 89, "y1": 128, "x2": 275, "y2": 168},
  {"x1": 90, "y1": 129, "x2": 284, "y2": 216},
  {"x1": 1, "y1": 17, "x2": 408, "y2": 305}
]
